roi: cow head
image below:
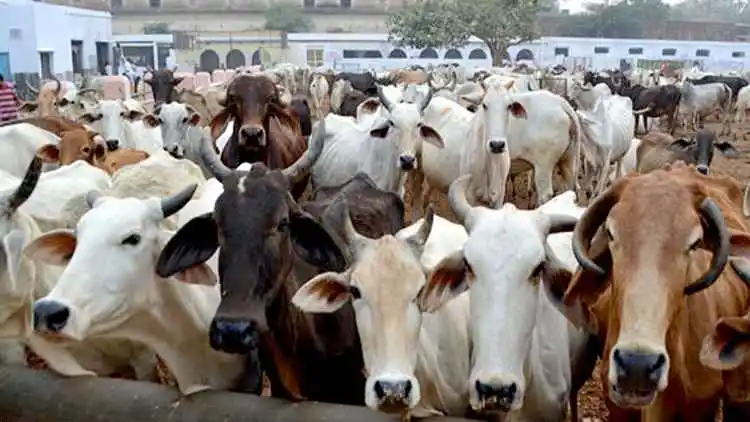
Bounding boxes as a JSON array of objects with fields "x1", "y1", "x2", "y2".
[
  {"x1": 548, "y1": 166, "x2": 750, "y2": 409},
  {"x1": 81, "y1": 99, "x2": 145, "y2": 150},
  {"x1": 416, "y1": 176, "x2": 578, "y2": 413},
  {"x1": 36, "y1": 127, "x2": 106, "y2": 166},
  {"x1": 19, "y1": 78, "x2": 64, "y2": 117},
  {"x1": 359, "y1": 84, "x2": 444, "y2": 172},
  {"x1": 144, "y1": 69, "x2": 183, "y2": 105},
  {"x1": 461, "y1": 80, "x2": 522, "y2": 157},
  {"x1": 143, "y1": 102, "x2": 201, "y2": 155},
  {"x1": 210, "y1": 75, "x2": 285, "y2": 152},
  {"x1": 154, "y1": 121, "x2": 338, "y2": 355},
  {"x1": 26, "y1": 184, "x2": 198, "y2": 341},
  {"x1": 292, "y1": 203, "x2": 437, "y2": 414}
]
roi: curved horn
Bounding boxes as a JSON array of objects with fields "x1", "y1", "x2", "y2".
[
  {"x1": 328, "y1": 195, "x2": 368, "y2": 258},
  {"x1": 198, "y1": 131, "x2": 232, "y2": 182},
  {"x1": 161, "y1": 183, "x2": 198, "y2": 219},
  {"x1": 404, "y1": 205, "x2": 434, "y2": 255},
  {"x1": 683, "y1": 198, "x2": 730, "y2": 295},
  {"x1": 448, "y1": 175, "x2": 474, "y2": 228},
  {"x1": 85, "y1": 190, "x2": 104, "y2": 209},
  {"x1": 419, "y1": 85, "x2": 434, "y2": 115},
  {"x1": 743, "y1": 183, "x2": 750, "y2": 218},
  {"x1": 4, "y1": 157, "x2": 42, "y2": 213},
  {"x1": 52, "y1": 76, "x2": 62, "y2": 98},
  {"x1": 216, "y1": 90, "x2": 227, "y2": 107},
  {"x1": 633, "y1": 106, "x2": 652, "y2": 115},
  {"x1": 25, "y1": 79, "x2": 39, "y2": 95},
  {"x1": 282, "y1": 119, "x2": 326, "y2": 185},
  {"x1": 376, "y1": 84, "x2": 395, "y2": 113}
]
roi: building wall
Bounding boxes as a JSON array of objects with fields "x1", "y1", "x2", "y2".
[
  {"x1": 2, "y1": 4, "x2": 39, "y2": 73},
  {"x1": 177, "y1": 41, "x2": 283, "y2": 70}
]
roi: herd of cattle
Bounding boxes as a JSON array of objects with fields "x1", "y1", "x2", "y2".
[{"x1": 3, "y1": 61, "x2": 750, "y2": 421}]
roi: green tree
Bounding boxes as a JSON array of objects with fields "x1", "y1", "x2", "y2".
[
  {"x1": 671, "y1": 0, "x2": 749, "y2": 22},
  {"x1": 557, "y1": 0, "x2": 671, "y2": 38},
  {"x1": 264, "y1": 2, "x2": 313, "y2": 33},
  {"x1": 143, "y1": 22, "x2": 170, "y2": 34},
  {"x1": 386, "y1": 0, "x2": 540, "y2": 66}
]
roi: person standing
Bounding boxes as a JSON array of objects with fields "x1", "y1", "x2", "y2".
[{"x1": 0, "y1": 74, "x2": 21, "y2": 123}]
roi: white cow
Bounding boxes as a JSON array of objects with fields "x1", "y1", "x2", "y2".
[
  {"x1": 141, "y1": 102, "x2": 210, "y2": 176},
  {"x1": 309, "y1": 73, "x2": 331, "y2": 120},
  {"x1": 569, "y1": 81, "x2": 612, "y2": 111},
  {"x1": 293, "y1": 205, "x2": 471, "y2": 419},
  {"x1": 576, "y1": 95, "x2": 636, "y2": 196},
  {"x1": 461, "y1": 81, "x2": 581, "y2": 207},
  {"x1": 26, "y1": 185, "x2": 245, "y2": 395},
  {"x1": 418, "y1": 176, "x2": 589, "y2": 421},
  {"x1": 678, "y1": 81, "x2": 732, "y2": 135},
  {"x1": 734, "y1": 85, "x2": 750, "y2": 124},
  {"x1": 83, "y1": 99, "x2": 164, "y2": 153},
  {"x1": 0, "y1": 123, "x2": 60, "y2": 177}
]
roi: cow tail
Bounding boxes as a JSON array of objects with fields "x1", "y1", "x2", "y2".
[
  {"x1": 560, "y1": 98, "x2": 582, "y2": 196},
  {"x1": 723, "y1": 84, "x2": 733, "y2": 134}
]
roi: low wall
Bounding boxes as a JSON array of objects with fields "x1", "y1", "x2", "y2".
[{"x1": 0, "y1": 365, "x2": 477, "y2": 422}]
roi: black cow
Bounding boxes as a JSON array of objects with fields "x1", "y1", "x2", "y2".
[
  {"x1": 619, "y1": 84, "x2": 682, "y2": 135},
  {"x1": 687, "y1": 75, "x2": 748, "y2": 99},
  {"x1": 144, "y1": 68, "x2": 182, "y2": 105},
  {"x1": 338, "y1": 91, "x2": 370, "y2": 117},
  {"x1": 290, "y1": 97, "x2": 312, "y2": 137},
  {"x1": 334, "y1": 72, "x2": 378, "y2": 96}
]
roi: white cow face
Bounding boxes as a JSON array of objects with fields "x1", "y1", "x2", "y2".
[
  {"x1": 462, "y1": 80, "x2": 524, "y2": 157},
  {"x1": 25, "y1": 185, "x2": 201, "y2": 341},
  {"x1": 143, "y1": 102, "x2": 200, "y2": 156},
  {"x1": 81, "y1": 99, "x2": 144, "y2": 150},
  {"x1": 292, "y1": 205, "x2": 435, "y2": 414},
  {"x1": 417, "y1": 180, "x2": 577, "y2": 413},
  {"x1": 58, "y1": 90, "x2": 100, "y2": 120}
]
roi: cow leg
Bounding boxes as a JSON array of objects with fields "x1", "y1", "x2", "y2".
[{"x1": 532, "y1": 164, "x2": 555, "y2": 206}]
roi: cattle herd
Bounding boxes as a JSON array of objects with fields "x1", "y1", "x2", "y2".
[{"x1": 4, "y1": 61, "x2": 750, "y2": 421}]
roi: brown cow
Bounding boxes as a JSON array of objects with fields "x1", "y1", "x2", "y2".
[
  {"x1": 544, "y1": 163, "x2": 750, "y2": 420},
  {"x1": 154, "y1": 122, "x2": 406, "y2": 405},
  {"x1": 210, "y1": 74, "x2": 308, "y2": 198}
]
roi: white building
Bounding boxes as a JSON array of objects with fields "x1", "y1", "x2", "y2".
[{"x1": 0, "y1": 0, "x2": 112, "y2": 78}]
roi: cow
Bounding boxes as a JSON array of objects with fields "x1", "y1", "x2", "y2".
[
  {"x1": 142, "y1": 102, "x2": 204, "y2": 163},
  {"x1": 546, "y1": 163, "x2": 750, "y2": 420},
  {"x1": 20, "y1": 78, "x2": 99, "y2": 119},
  {"x1": 339, "y1": 91, "x2": 371, "y2": 118},
  {"x1": 81, "y1": 99, "x2": 164, "y2": 153},
  {"x1": 0, "y1": 120, "x2": 64, "y2": 177},
  {"x1": 734, "y1": 84, "x2": 750, "y2": 124},
  {"x1": 209, "y1": 74, "x2": 309, "y2": 199},
  {"x1": 153, "y1": 121, "x2": 404, "y2": 404},
  {"x1": 291, "y1": 97, "x2": 312, "y2": 137},
  {"x1": 144, "y1": 68, "x2": 183, "y2": 105},
  {"x1": 335, "y1": 72, "x2": 378, "y2": 95},
  {"x1": 292, "y1": 204, "x2": 472, "y2": 419},
  {"x1": 678, "y1": 81, "x2": 732, "y2": 134},
  {"x1": 411, "y1": 176, "x2": 591, "y2": 420},
  {"x1": 569, "y1": 81, "x2": 612, "y2": 111},
  {"x1": 619, "y1": 85, "x2": 681, "y2": 135},
  {"x1": 309, "y1": 73, "x2": 331, "y2": 120},
  {"x1": 583, "y1": 71, "x2": 617, "y2": 94},
  {"x1": 622, "y1": 130, "x2": 717, "y2": 175},
  {"x1": 687, "y1": 74, "x2": 748, "y2": 100},
  {"x1": 178, "y1": 83, "x2": 228, "y2": 126}
]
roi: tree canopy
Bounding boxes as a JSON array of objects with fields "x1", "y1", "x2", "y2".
[
  {"x1": 557, "y1": 0, "x2": 670, "y2": 38},
  {"x1": 263, "y1": 2, "x2": 313, "y2": 33},
  {"x1": 386, "y1": 0, "x2": 540, "y2": 65}
]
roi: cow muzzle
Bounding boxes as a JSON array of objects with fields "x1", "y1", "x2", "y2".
[
  {"x1": 33, "y1": 299, "x2": 71, "y2": 335},
  {"x1": 240, "y1": 125, "x2": 266, "y2": 148},
  {"x1": 609, "y1": 346, "x2": 668, "y2": 408},
  {"x1": 399, "y1": 155, "x2": 416, "y2": 171},
  {"x1": 371, "y1": 378, "x2": 415, "y2": 413},
  {"x1": 106, "y1": 139, "x2": 120, "y2": 151},
  {"x1": 472, "y1": 378, "x2": 520, "y2": 413},
  {"x1": 488, "y1": 139, "x2": 507, "y2": 154},
  {"x1": 209, "y1": 317, "x2": 263, "y2": 354}
]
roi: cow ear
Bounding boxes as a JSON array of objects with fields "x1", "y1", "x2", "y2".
[
  {"x1": 143, "y1": 114, "x2": 160, "y2": 128},
  {"x1": 36, "y1": 144, "x2": 61, "y2": 163},
  {"x1": 700, "y1": 316, "x2": 750, "y2": 371},
  {"x1": 292, "y1": 272, "x2": 351, "y2": 313},
  {"x1": 18, "y1": 102, "x2": 39, "y2": 113},
  {"x1": 24, "y1": 229, "x2": 77, "y2": 266},
  {"x1": 419, "y1": 125, "x2": 443, "y2": 148},
  {"x1": 210, "y1": 108, "x2": 231, "y2": 140},
  {"x1": 173, "y1": 263, "x2": 217, "y2": 286},
  {"x1": 359, "y1": 98, "x2": 380, "y2": 114},
  {"x1": 417, "y1": 250, "x2": 473, "y2": 313},
  {"x1": 172, "y1": 77, "x2": 184, "y2": 86},
  {"x1": 728, "y1": 229, "x2": 750, "y2": 260},
  {"x1": 289, "y1": 211, "x2": 347, "y2": 271},
  {"x1": 188, "y1": 113, "x2": 201, "y2": 126},
  {"x1": 508, "y1": 102, "x2": 527, "y2": 119},
  {"x1": 156, "y1": 213, "x2": 219, "y2": 279}
]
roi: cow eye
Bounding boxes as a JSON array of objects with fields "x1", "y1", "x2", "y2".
[
  {"x1": 122, "y1": 234, "x2": 141, "y2": 246},
  {"x1": 349, "y1": 285, "x2": 362, "y2": 300},
  {"x1": 689, "y1": 238, "x2": 701, "y2": 251},
  {"x1": 181, "y1": 117, "x2": 188, "y2": 124}
]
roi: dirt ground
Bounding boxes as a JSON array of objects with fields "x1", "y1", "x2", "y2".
[{"x1": 25, "y1": 116, "x2": 750, "y2": 420}]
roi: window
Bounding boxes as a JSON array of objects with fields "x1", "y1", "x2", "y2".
[
  {"x1": 554, "y1": 47, "x2": 569, "y2": 57},
  {"x1": 39, "y1": 52, "x2": 53, "y2": 79},
  {"x1": 733, "y1": 51, "x2": 746, "y2": 58},
  {"x1": 388, "y1": 49, "x2": 407, "y2": 58},
  {"x1": 628, "y1": 47, "x2": 643, "y2": 55},
  {"x1": 71, "y1": 40, "x2": 83, "y2": 74},
  {"x1": 342, "y1": 50, "x2": 382, "y2": 59},
  {"x1": 110, "y1": 0, "x2": 122, "y2": 7},
  {"x1": 304, "y1": 0, "x2": 314, "y2": 7},
  {"x1": 444, "y1": 49, "x2": 462, "y2": 59},
  {"x1": 662, "y1": 48, "x2": 677, "y2": 56},
  {"x1": 306, "y1": 48, "x2": 324, "y2": 66},
  {"x1": 594, "y1": 46, "x2": 609, "y2": 54},
  {"x1": 696, "y1": 49, "x2": 710, "y2": 57},
  {"x1": 419, "y1": 48, "x2": 438, "y2": 59},
  {"x1": 340, "y1": 0, "x2": 351, "y2": 7},
  {"x1": 149, "y1": 0, "x2": 160, "y2": 8},
  {"x1": 468, "y1": 48, "x2": 487, "y2": 59}
]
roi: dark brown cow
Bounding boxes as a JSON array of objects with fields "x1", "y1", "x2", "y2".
[
  {"x1": 544, "y1": 164, "x2": 750, "y2": 420},
  {"x1": 154, "y1": 122, "x2": 406, "y2": 405},
  {"x1": 210, "y1": 74, "x2": 309, "y2": 199},
  {"x1": 618, "y1": 85, "x2": 681, "y2": 135},
  {"x1": 144, "y1": 68, "x2": 183, "y2": 105}
]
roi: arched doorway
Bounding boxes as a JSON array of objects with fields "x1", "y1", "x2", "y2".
[
  {"x1": 199, "y1": 49, "x2": 220, "y2": 72},
  {"x1": 226, "y1": 49, "x2": 246, "y2": 69},
  {"x1": 251, "y1": 48, "x2": 262, "y2": 65},
  {"x1": 469, "y1": 49, "x2": 488, "y2": 59},
  {"x1": 515, "y1": 49, "x2": 534, "y2": 61},
  {"x1": 419, "y1": 48, "x2": 439, "y2": 59},
  {"x1": 388, "y1": 48, "x2": 407, "y2": 59},
  {"x1": 444, "y1": 49, "x2": 462, "y2": 59}
]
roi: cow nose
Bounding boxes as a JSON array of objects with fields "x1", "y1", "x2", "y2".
[
  {"x1": 399, "y1": 155, "x2": 416, "y2": 170},
  {"x1": 105, "y1": 139, "x2": 120, "y2": 151},
  {"x1": 475, "y1": 380, "x2": 517, "y2": 411},
  {"x1": 696, "y1": 164, "x2": 709, "y2": 175},
  {"x1": 241, "y1": 127, "x2": 265, "y2": 146},
  {"x1": 612, "y1": 348, "x2": 667, "y2": 392},
  {"x1": 33, "y1": 301, "x2": 71, "y2": 333},
  {"x1": 373, "y1": 379, "x2": 413, "y2": 402},
  {"x1": 209, "y1": 318, "x2": 259, "y2": 354},
  {"x1": 489, "y1": 140, "x2": 507, "y2": 154}
]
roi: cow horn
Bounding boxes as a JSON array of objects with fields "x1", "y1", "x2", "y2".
[
  {"x1": 216, "y1": 91, "x2": 227, "y2": 107},
  {"x1": 683, "y1": 198, "x2": 730, "y2": 295},
  {"x1": 329, "y1": 196, "x2": 368, "y2": 258},
  {"x1": 419, "y1": 85, "x2": 433, "y2": 115},
  {"x1": 25, "y1": 79, "x2": 39, "y2": 95},
  {"x1": 282, "y1": 119, "x2": 326, "y2": 185},
  {"x1": 198, "y1": 131, "x2": 232, "y2": 182},
  {"x1": 404, "y1": 205, "x2": 434, "y2": 254},
  {"x1": 52, "y1": 76, "x2": 62, "y2": 97},
  {"x1": 4, "y1": 157, "x2": 42, "y2": 213},
  {"x1": 633, "y1": 106, "x2": 652, "y2": 115},
  {"x1": 448, "y1": 175, "x2": 474, "y2": 229},
  {"x1": 376, "y1": 84, "x2": 394, "y2": 113},
  {"x1": 743, "y1": 183, "x2": 750, "y2": 218},
  {"x1": 161, "y1": 183, "x2": 198, "y2": 219}
]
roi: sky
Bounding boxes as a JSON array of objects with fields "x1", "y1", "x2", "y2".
[{"x1": 557, "y1": 0, "x2": 684, "y2": 14}]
